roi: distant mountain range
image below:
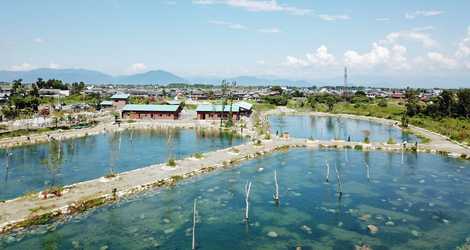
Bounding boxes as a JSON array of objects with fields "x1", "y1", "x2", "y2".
[
  {"x1": 0, "y1": 68, "x2": 186, "y2": 85},
  {"x1": 0, "y1": 68, "x2": 469, "y2": 88},
  {"x1": 0, "y1": 68, "x2": 313, "y2": 86}
]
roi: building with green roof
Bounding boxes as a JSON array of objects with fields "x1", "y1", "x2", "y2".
[
  {"x1": 196, "y1": 104, "x2": 240, "y2": 120},
  {"x1": 122, "y1": 104, "x2": 182, "y2": 120}
]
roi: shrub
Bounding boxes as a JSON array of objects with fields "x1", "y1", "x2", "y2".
[
  {"x1": 387, "y1": 137, "x2": 396, "y2": 144},
  {"x1": 354, "y1": 145, "x2": 363, "y2": 150},
  {"x1": 194, "y1": 152, "x2": 204, "y2": 159},
  {"x1": 364, "y1": 136, "x2": 370, "y2": 144},
  {"x1": 167, "y1": 158, "x2": 176, "y2": 167}
]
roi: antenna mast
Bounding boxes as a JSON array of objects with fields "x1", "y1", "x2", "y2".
[{"x1": 344, "y1": 66, "x2": 348, "y2": 100}]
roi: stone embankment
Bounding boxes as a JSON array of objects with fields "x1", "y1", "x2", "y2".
[{"x1": 0, "y1": 119, "x2": 224, "y2": 149}]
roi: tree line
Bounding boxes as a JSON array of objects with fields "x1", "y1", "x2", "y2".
[{"x1": 404, "y1": 88, "x2": 470, "y2": 119}]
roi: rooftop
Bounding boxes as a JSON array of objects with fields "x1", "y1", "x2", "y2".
[
  {"x1": 100, "y1": 100, "x2": 113, "y2": 106},
  {"x1": 196, "y1": 104, "x2": 240, "y2": 112},
  {"x1": 111, "y1": 93, "x2": 130, "y2": 99},
  {"x1": 122, "y1": 104, "x2": 180, "y2": 112},
  {"x1": 236, "y1": 101, "x2": 253, "y2": 110}
]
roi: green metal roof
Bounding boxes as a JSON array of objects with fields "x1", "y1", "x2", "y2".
[
  {"x1": 122, "y1": 104, "x2": 179, "y2": 112},
  {"x1": 111, "y1": 93, "x2": 130, "y2": 99},
  {"x1": 236, "y1": 101, "x2": 253, "y2": 110},
  {"x1": 196, "y1": 104, "x2": 240, "y2": 112}
]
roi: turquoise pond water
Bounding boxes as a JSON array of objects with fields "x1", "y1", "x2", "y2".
[
  {"x1": 2, "y1": 149, "x2": 470, "y2": 249},
  {"x1": 269, "y1": 115, "x2": 419, "y2": 143},
  {"x1": 0, "y1": 128, "x2": 243, "y2": 200}
]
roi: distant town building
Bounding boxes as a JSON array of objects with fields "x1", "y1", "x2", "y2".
[
  {"x1": 121, "y1": 104, "x2": 182, "y2": 120},
  {"x1": 99, "y1": 100, "x2": 113, "y2": 109},
  {"x1": 235, "y1": 101, "x2": 253, "y2": 116},
  {"x1": 39, "y1": 89, "x2": 70, "y2": 97},
  {"x1": 196, "y1": 104, "x2": 240, "y2": 120},
  {"x1": 111, "y1": 93, "x2": 130, "y2": 108}
]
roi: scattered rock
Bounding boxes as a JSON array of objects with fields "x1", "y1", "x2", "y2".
[
  {"x1": 267, "y1": 231, "x2": 278, "y2": 238},
  {"x1": 359, "y1": 214, "x2": 371, "y2": 221},
  {"x1": 355, "y1": 243, "x2": 372, "y2": 250},
  {"x1": 442, "y1": 219, "x2": 449, "y2": 224},
  {"x1": 411, "y1": 230, "x2": 419, "y2": 237},
  {"x1": 100, "y1": 246, "x2": 109, "y2": 250},
  {"x1": 300, "y1": 225, "x2": 312, "y2": 234},
  {"x1": 338, "y1": 221, "x2": 344, "y2": 227},
  {"x1": 139, "y1": 214, "x2": 145, "y2": 219},
  {"x1": 385, "y1": 221, "x2": 395, "y2": 226},
  {"x1": 367, "y1": 225, "x2": 379, "y2": 234},
  {"x1": 164, "y1": 228, "x2": 175, "y2": 234},
  {"x1": 163, "y1": 218, "x2": 171, "y2": 224},
  {"x1": 257, "y1": 168, "x2": 264, "y2": 172},
  {"x1": 419, "y1": 179, "x2": 425, "y2": 184}
]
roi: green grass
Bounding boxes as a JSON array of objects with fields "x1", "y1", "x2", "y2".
[
  {"x1": 0, "y1": 127, "x2": 58, "y2": 139},
  {"x1": 253, "y1": 103, "x2": 276, "y2": 111},
  {"x1": 409, "y1": 116, "x2": 470, "y2": 145},
  {"x1": 332, "y1": 101, "x2": 404, "y2": 120}
]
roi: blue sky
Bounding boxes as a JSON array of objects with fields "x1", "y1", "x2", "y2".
[{"x1": 1, "y1": 0, "x2": 470, "y2": 86}]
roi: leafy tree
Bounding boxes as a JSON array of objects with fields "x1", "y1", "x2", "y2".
[
  {"x1": 404, "y1": 88, "x2": 421, "y2": 116},
  {"x1": 437, "y1": 90, "x2": 455, "y2": 117},
  {"x1": 456, "y1": 89, "x2": 470, "y2": 118}
]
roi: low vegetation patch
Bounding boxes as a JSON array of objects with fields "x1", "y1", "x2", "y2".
[
  {"x1": 193, "y1": 152, "x2": 204, "y2": 159},
  {"x1": 167, "y1": 158, "x2": 177, "y2": 167},
  {"x1": 354, "y1": 145, "x2": 363, "y2": 150}
]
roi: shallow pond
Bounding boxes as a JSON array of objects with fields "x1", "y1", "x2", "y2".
[
  {"x1": 2, "y1": 149, "x2": 469, "y2": 249},
  {"x1": 0, "y1": 128, "x2": 243, "y2": 200},
  {"x1": 269, "y1": 115, "x2": 419, "y2": 143}
]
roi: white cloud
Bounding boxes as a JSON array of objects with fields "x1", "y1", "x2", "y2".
[
  {"x1": 193, "y1": 0, "x2": 312, "y2": 15},
  {"x1": 164, "y1": 1, "x2": 177, "y2": 5},
  {"x1": 405, "y1": 10, "x2": 443, "y2": 20},
  {"x1": 128, "y1": 63, "x2": 147, "y2": 73},
  {"x1": 10, "y1": 63, "x2": 34, "y2": 71},
  {"x1": 285, "y1": 56, "x2": 309, "y2": 67},
  {"x1": 412, "y1": 26, "x2": 434, "y2": 32},
  {"x1": 285, "y1": 45, "x2": 337, "y2": 67},
  {"x1": 48, "y1": 63, "x2": 61, "y2": 69},
  {"x1": 456, "y1": 26, "x2": 470, "y2": 58},
  {"x1": 376, "y1": 17, "x2": 390, "y2": 21},
  {"x1": 344, "y1": 43, "x2": 390, "y2": 68},
  {"x1": 306, "y1": 45, "x2": 337, "y2": 66},
  {"x1": 426, "y1": 52, "x2": 458, "y2": 69},
  {"x1": 33, "y1": 37, "x2": 44, "y2": 43},
  {"x1": 318, "y1": 14, "x2": 350, "y2": 21},
  {"x1": 382, "y1": 30, "x2": 437, "y2": 48},
  {"x1": 209, "y1": 20, "x2": 247, "y2": 30},
  {"x1": 258, "y1": 27, "x2": 280, "y2": 33},
  {"x1": 343, "y1": 43, "x2": 411, "y2": 70},
  {"x1": 256, "y1": 60, "x2": 266, "y2": 65}
]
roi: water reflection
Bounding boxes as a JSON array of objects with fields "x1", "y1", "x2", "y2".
[
  {"x1": 3, "y1": 149, "x2": 469, "y2": 249},
  {"x1": 0, "y1": 128, "x2": 244, "y2": 200},
  {"x1": 269, "y1": 115, "x2": 419, "y2": 143}
]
